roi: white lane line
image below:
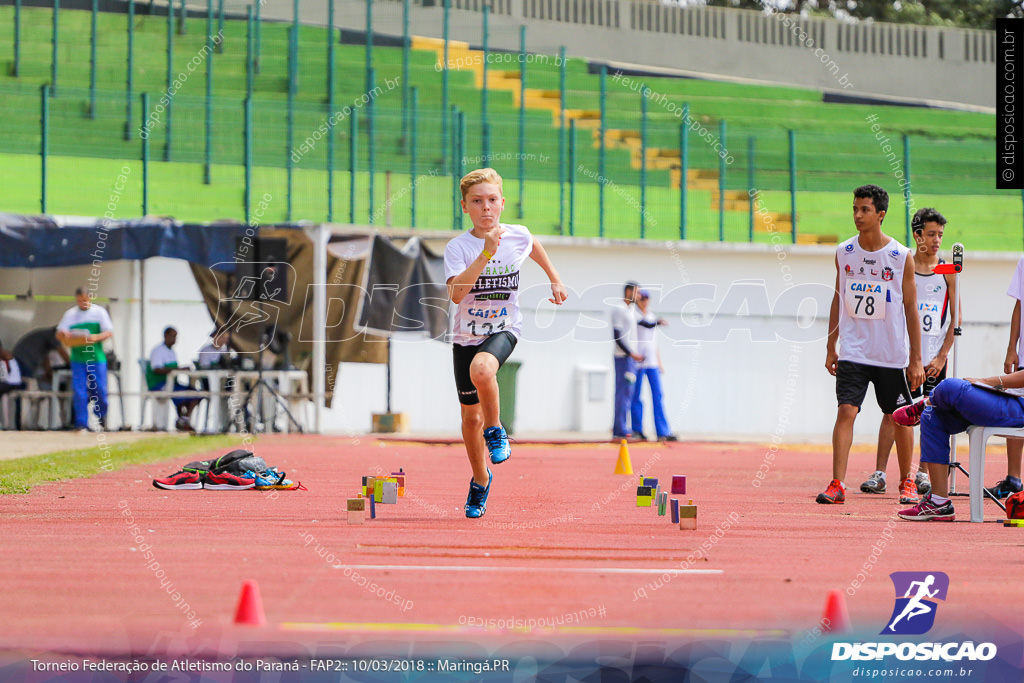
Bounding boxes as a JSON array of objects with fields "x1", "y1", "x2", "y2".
[{"x1": 331, "y1": 565, "x2": 722, "y2": 575}]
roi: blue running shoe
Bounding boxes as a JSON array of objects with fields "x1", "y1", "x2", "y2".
[
  {"x1": 244, "y1": 468, "x2": 299, "y2": 490},
  {"x1": 465, "y1": 468, "x2": 492, "y2": 518},
  {"x1": 483, "y1": 425, "x2": 511, "y2": 464}
]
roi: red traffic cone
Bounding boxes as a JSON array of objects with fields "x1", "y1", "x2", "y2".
[
  {"x1": 821, "y1": 589, "x2": 850, "y2": 633},
  {"x1": 233, "y1": 580, "x2": 265, "y2": 626}
]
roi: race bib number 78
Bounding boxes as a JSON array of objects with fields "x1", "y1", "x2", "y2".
[{"x1": 845, "y1": 280, "x2": 886, "y2": 320}]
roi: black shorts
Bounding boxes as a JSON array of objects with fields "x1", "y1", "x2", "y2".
[
  {"x1": 452, "y1": 331, "x2": 518, "y2": 406},
  {"x1": 836, "y1": 360, "x2": 913, "y2": 415},
  {"x1": 911, "y1": 364, "x2": 947, "y2": 400}
]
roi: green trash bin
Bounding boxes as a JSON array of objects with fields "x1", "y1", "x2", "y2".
[{"x1": 496, "y1": 360, "x2": 522, "y2": 435}]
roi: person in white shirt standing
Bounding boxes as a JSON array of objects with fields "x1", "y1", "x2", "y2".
[
  {"x1": 444, "y1": 168, "x2": 568, "y2": 519},
  {"x1": 630, "y1": 289, "x2": 676, "y2": 442},
  {"x1": 611, "y1": 281, "x2": 643, "y2": 440},
  {"x1": 820, "y1": 185, "x2": 925, "y2": 504},
  {"x1": 56, "y1": 287, "x2": 114, "y2": 432},
  {"x1": 861, "y1": 208, "x2": 956, "y2": 502}
]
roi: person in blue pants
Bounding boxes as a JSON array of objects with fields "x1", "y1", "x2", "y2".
[
  {"x1": 631, "y1": 289, "x2": 677, "y2": 442},
  {"x1": 56, "y1": 288, "x2": 114, "y2": 432},
  {"x1": 894, "y1": 375, "x2": 1024, "y2": 521},
  {"x1": 611, "y1": 281, "x2": 643, "y2": 440}
]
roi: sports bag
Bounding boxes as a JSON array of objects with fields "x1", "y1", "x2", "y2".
[
  {"x1": 183, "y1": 449, "x2": 267, "y2": 477},
  {"x1": 1006, "y1": 491, "x2": 1024, "y2": 519}
]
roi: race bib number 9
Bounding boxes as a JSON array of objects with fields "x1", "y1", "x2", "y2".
[
  {"x1": 919, "y1": 301, "x2": 942, "y2": 336},
  {"x1": 463, "y1": 301, "x2": 510, "y2": 337},
  {"x1": 845, "y1": 280, "x2": 886, "y2": 320}
]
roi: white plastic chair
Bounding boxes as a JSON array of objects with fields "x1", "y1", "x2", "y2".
[{"x1": 966, "y1": 425, "x2": 1024, "y2": 522}]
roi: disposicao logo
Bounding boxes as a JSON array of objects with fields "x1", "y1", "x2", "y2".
[
  {"x1": 831, "y1": 571, "x2": 997, "y2": 663},
  {"x1": 881, "y1": 571, "x2": 948, "y2": 635}
]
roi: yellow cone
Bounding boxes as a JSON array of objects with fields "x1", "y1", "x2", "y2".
[{"x1": 614, "y1": 439, "x2": 633, "y2": 474}]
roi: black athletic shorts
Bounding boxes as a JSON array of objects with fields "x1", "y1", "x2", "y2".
[
  {"x1": 911, "y1": 364, "x2": 947, "y2": 400},
  {"x1": 452, "y1": 331, "x2": 518, "y2": 406},
  {"x1": 836, "y1": 360, "x2": 914, "y2": 415}
]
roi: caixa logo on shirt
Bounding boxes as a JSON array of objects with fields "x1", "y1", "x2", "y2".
[{"x1": 831, "y1": 572, "x2": 998, "y2": 662}]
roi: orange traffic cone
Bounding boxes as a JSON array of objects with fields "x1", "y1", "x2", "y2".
[
  {"x1": 233, "y1": 580, "x2": 266, "y2": 626},
  {"x1": 821, "y1": 589, "x2": 850, "y2": 633},
  {"x1": 614, "y1": 439, "x2": 633, "y2": 475}
]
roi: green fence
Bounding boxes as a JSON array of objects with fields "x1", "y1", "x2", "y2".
[{"x1": 0, "y1": 2, "x2": 1020, "y2": 250}]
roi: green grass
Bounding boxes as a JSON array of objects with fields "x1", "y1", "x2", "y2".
[{"x1": 0, "y1": 433, "x2": 244, "y2": 494}]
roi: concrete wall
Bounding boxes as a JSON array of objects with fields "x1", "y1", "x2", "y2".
[
  {"x1": 251, "y1": 0, "x2": 995, "y2": 110},
  {"x1": 4, "y1": 234, "x2": 1015, "y2": 441}
]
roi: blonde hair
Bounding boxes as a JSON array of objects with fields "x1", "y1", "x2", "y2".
[{"x1": 460, "y1": 168, "x2": 503, "y2": 199}]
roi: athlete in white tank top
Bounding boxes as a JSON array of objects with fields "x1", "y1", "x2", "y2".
[
  {"x1": 821, "y1": 186, "x2": 925, "y2": 506},
  {"x1": 866, "y1": 209, "x2": 957, "y2": 502}
]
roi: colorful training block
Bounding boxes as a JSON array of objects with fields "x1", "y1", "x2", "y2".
[
  {"x1": 657, "y1": 492, "x2": 667, "y2": 516},
  {"x1": 671, "y1": 498, "x2": 680, "y2": 524},
  {"x1": 347, "y1": 509, "x2": 365, "y2": 525},
  {"x1": 642, "y1": 477, "x2": 659, "y2": 490},
  {"x1": 679, "y1": 499, "x2": 697, "y2": 530},
  {"x1": 381, "y1": 481, "x2": 399, "y2": 504},
  {"x1": 636, "y1": 485, "x2": 653, "y2": 507},
  {"x1": 363, "y1": 476, "x2": 380, "y2": 497},
  {"x1": 1003, "y1": 519, "x2": 1024, "y2": 527},
  {"x1": 391, "y1": 471, "x2": 406, "y2": 497},
  {"x1": 671, "y1": 475, "x2": 686, "y2": 495},
  {"x1": 347, "y1": 498, "x2": 366, "y2": 512},
  {"x1": 374, "y1": 479, "x2": 384, "y2": 503}
]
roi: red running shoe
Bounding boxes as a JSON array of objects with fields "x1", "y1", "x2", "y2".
[
  {"x1": 899, "y1": 477, "x2": 918, "y2": 504},
  {"x1": 152, "y1": 471, "x2": 203, "y2": 490},
  {"x1": 815, "y1": 479, "x2": 846, "y2": 504},
  {"x1": 204, "y1": 471, "x2": 255, "y2": 490},
  {"x1": 893, "y1": 399, "x2": 928, "y2": 426}
]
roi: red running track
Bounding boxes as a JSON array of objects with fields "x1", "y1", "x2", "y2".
[{"x1": 0, "y1": 436, "x2": 1021, "y2": 657}]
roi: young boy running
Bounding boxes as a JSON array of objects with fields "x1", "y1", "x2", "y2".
[
  {"x1": 819, "y1": 184, "x2": 925, "y2": 504},
  {"x1": 444, "y1": 168, "x2": 568, "y2": 518},
  {"x1": 861, "y1": 208, "x2": 956, "y2": 502}
]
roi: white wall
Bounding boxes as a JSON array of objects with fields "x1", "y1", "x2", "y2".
[
  {"x1": 325, "y1": 234, "x2": 1020, "y2": 441},
  {"x1": 2, "y1": 237, "x2": 1018, "y2": 440}
]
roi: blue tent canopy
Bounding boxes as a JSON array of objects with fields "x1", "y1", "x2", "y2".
[{"x1": 0, "y1": 214, "x2": 271, "y2": 269}]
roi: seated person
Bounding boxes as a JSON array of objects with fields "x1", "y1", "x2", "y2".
[
  {"x1": 197, "y1": 329, "x2": 232, "y2": 369},
  {"x1": 148, "y1": 327, "x2": 201, "y2": 432},
  {"x1": 0, "y1": 349, "x2": 26, "y2": 429},
  {"x1": 894, "y1": 373, "x2": 1024, "y2": 522},
  {"x1": 196, "y1": 329, "x2": 234, "y2": 432},
  {"x1": 13, "y1": 327, "x2": 69, "y2": 390}
]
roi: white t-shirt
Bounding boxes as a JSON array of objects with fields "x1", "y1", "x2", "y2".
[
  {"x1": 444, "y1": 223, "x2": 534, "y2": 347},
  {"x1": 56, "y1": 304, "x2": 114, "y2": 364},
  {"x1": 635, "y1": 310, "x2": 659, "y2": 368},
  {"x1": 836, "y1": 236, "x2": 911, "y2": 369},
  {"x1": 150, "y1": 343, "x2": 178, "y2": 370},
  {"x1": 1009, "y1": 256, "x2": 1024, "y2": 360},
  {"x1": 610, "y1": 301, "x2": 638, "y2": 359},
  {"x1": 915, "y1": 267, "x2": 950, "y2": 367},
  {"x1": 0, "y1": 357, "x2": 22, "y2": 386},
  {"x1": 197, "y1": 341, "x2": 227, "y2": 368},
  {"x1": 56, "y1": 305, "x2": 114, "y2": 335}
]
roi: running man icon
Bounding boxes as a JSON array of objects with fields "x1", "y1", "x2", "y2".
[
  {"x1": 882, "y1": 571, "x2": 949, "y2": 635},
  {"x1": 888, "y1": 575, "x2": 938, "y2": 630}
]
